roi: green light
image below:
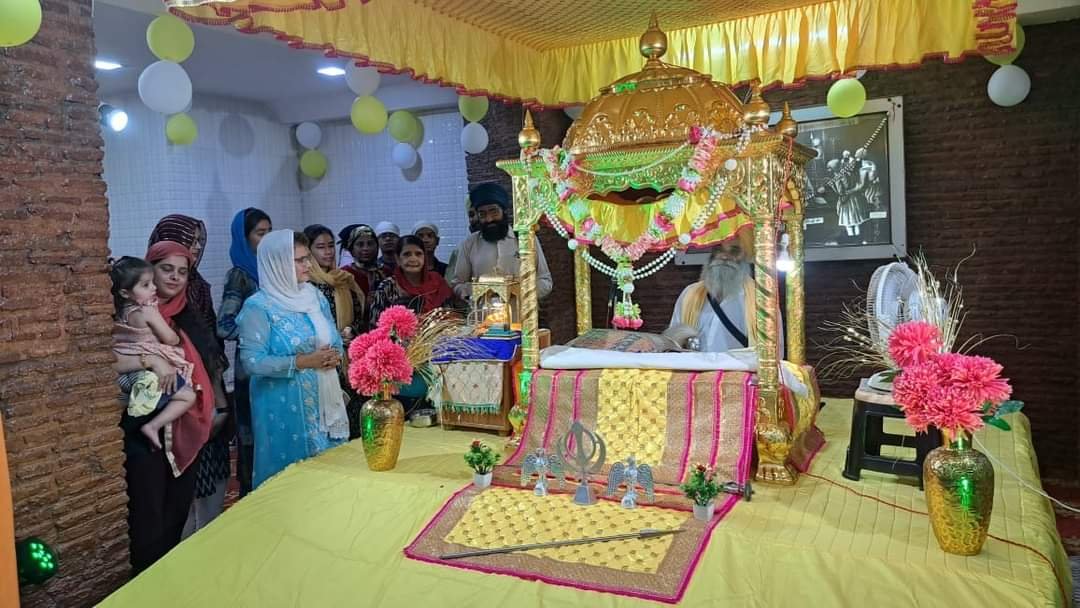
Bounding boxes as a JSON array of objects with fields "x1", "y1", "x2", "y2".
[
  {"x1": 957, "y1": 476, "x2": 974, "y2": 511},
  {"x1": 15, "y1": 537, "x2": 58, "y2": 586},
  {"x1": 361, "y1": 414, "x2": 376, "y2": 442}
]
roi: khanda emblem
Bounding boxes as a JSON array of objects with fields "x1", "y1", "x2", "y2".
[{"x1": 561, "y1": 421, "x2": 606, "y2": 506}]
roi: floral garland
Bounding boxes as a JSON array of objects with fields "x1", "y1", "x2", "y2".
[{"x1": 524, "y1": 125, "x2": 756, "y2": 329}]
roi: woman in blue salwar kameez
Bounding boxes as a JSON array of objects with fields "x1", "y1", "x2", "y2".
[{"x1": 237, "y1": 230, "x2": 350, "y2": 488}]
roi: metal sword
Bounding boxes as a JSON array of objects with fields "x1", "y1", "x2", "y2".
[{"x1": 438, "y1": 528, "x2": 684, "y2": 560}]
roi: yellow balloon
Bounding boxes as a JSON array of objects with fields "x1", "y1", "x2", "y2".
[
  {"x1": 300, "y1": 149, "x2": 328, "y2": 179},
  {"x1": 986, "y1": 24, "x2": 1024, "y2": 66},
  {"x1": 827, "y1": 78, "x2": 866, "y2": 118},
  {"x1": 147, "y1": 15, "x2": 195, "y2": 63},
  {"x1": 165, "y1": 113, "x2": 198, "y2": 145},
  {"x1": 388, "y1": 111, "x2": 419, "y2": 143},
  {"x1": 351, "y1": 96, "x2": 388, "y2": 135},
  {"x1": 458, "y1": 95, "x2": 489, "y2": 123},
  {"x1": 0, "y1": 0, "x2": 42, "y2": 48}
]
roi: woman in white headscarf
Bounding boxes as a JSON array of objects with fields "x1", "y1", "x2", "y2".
[{"x1": 236, "y1": 230, "x2": 349, "y2": 488}]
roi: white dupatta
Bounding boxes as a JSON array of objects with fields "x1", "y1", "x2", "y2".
[{"x1": 257, "y1": 230, "x2": 349, "y2": 440}]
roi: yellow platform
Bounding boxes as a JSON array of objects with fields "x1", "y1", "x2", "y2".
[{"x1": 99, "y1": 401, "x2": 1071, "y2": 607}]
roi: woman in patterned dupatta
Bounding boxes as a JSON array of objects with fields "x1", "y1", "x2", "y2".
[
  {"x1": 147, "y1": 214, "x2": 232, "y2": 537},
  {"x1": 112, "y1": 242, "x2": 223, "y2": 574}
]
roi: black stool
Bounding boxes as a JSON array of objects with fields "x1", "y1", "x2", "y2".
[{"x1": 842, "y1": 379, "x2": 942, "y2": 490}]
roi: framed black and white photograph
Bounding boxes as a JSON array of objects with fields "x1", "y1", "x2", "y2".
[
  {"x1": 676, "y1": 96, "x2": 906, "y2": 266},
  {"x1": 794, "y1": 96, "x2": 906, "y2": 261}
]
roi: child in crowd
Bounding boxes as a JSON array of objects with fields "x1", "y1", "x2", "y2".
[{"x1": 110, "y1": 257, "x2": 197, "y2": 451}]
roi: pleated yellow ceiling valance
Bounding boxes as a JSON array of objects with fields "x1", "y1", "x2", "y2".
[{"x1": 169, "y1": 0, "x2": 1018, "y2": 107}]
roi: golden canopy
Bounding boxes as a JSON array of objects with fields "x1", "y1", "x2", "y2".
[{"x1": 169, "y1": 0, "x2": 1019, "y2": 107}]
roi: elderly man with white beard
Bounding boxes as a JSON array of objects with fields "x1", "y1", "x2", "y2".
[{"x1": 667, "y1": 240, "x2": 759, "y2": 353}]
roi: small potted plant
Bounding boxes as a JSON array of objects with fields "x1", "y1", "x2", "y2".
[
  {"x1": 464, "y1": 440, "x2": 500, "y2": 488},
  {"x1": 680, "y1": 464, "x2": 721, "y2": 521}
]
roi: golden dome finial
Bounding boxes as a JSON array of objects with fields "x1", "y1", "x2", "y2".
[
  {"x1": 776, "y1": 101, "x2": 798, "y2": 137},
  {"x1": 639, "y1": 13, "x2": 667, "y2": 62},
  {"x1": 743, "y1": 83, "x2": 771, "y2": 125},
  {"x1": 518, "y1": 109, "x2": 541, "y2": 149}
]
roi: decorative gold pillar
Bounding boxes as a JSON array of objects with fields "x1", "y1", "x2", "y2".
[
  {"x1": 516, "y1": 218, "x2": 540, "y2": 370},
  {"x1": 784, "y1": 217, "x2": 806, "y2": 366},
  {"x1": 752, "y1": 215, "x2": 796, "y2": 485},
  {"x1": 574, "y1": 247, "x2": 592, "y2": 335}
]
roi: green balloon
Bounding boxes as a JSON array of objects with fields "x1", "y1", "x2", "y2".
[
  {"x1": 827, "y1": 78, "x2": 866, "y2": 118},
  {"x1": 409, "y1": 118, "x2": 426, "y2": 148},
  {"x1": 300, "y1": 149, "x2": 328, "y2": 179},
  {"x1": 351, "y1": 95, "x2": 388, "y2": 134},
  {"x1": 0, "y1": 0, "x2": 42, "y2": 47},
  {"x1": 387, "y1": 110, "x2": 419, "y2": 143},
  {"x1": 147, "y1": 14, "x2": 195, "y2": 63},
  {"x1": 15, "y1": 537, "x2": 57, "y2": 586},
  {"x1": 458, "y1": 95, "x2": 489, "y2": 123},
  {"x1": 166, "y1": 113, "x2": 198, "y2": 145},
  {"x1": 986, "y1": 24, "x2": 1024, "y2": 66}
]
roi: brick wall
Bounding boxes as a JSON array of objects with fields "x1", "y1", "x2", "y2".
[
  {"x1": 0, "y1": 0, "x2": 129, "y2": 605},
  {"x1": 466, "y1": 20, "x2": 1080, "y2": 480}
]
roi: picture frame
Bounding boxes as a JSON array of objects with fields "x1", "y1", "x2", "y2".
[{"x1": 676, "y1": 96, "x2": 907, "y2": 265}]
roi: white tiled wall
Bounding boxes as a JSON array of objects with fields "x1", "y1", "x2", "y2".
[
  {"x1": 103, "y1": 98, "x2": 470, "y2": 304},
  {"x1": 102, "y1": 93, "x2": 304, "y2": 305},
  {"x1": 301, "y1": 111, "x2": 470, "y2": 264}
]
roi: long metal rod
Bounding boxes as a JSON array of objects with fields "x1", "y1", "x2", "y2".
[{"x1": 439, "y1": 528, "x2": 683, "y2": 560}]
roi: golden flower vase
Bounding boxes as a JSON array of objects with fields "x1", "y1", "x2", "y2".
[
  {"x1": 360, "y1": 396, "x2": 405, "y2": 471},
  {"x1": 923, "y1": 434, "x2": 994, "y2": 555}
]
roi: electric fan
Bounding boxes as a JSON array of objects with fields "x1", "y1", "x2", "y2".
[{"x1": 865, "y1": 261, "x2": 921, "y2": 391}]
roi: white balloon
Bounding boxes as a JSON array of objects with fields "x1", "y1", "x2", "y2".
[
  {"x1": 345, "y1": 64, "x2": 380, "y2": 97},
  {"x1": 987, "y1": 65, "x2": 1031, "y2": 107},
  {"x1": 391, "y1": 141, "x2": 418, "y2": 169},
  {"x1": 564, "y1": 106, "x2": 584, "y2": 120},
  {"x1": 138, "y1": 61, "x2": 192, "y2": 115},
  {"x1": 460, "y1": 122, "x2": 489, "y2": 154},
  {"x1": 295, "y1": 122, "x2": 322, "y2": 149}
]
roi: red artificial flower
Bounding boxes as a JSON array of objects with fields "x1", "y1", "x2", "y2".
[
  {"x1": 377, "y1": 305, "x2": 419, "y2": 340},
  {"x1": 888, "y1": 321, "x2": 943, "y2": 369}
]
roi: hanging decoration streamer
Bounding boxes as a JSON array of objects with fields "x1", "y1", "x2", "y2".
[{"x1": 972, "y1": 0, "x2": 1019, "y2": 57}]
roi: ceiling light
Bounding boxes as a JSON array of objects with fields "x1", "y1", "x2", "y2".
[
  {"x1": 99, "y1": 105, "x2": 128, "y2": 133},
  {"x1": 317, "y1": 66, "x2": 346, "y2": 77},
  {"x1": 94, "y1": 59, "x2": 123, "y2": 71}
]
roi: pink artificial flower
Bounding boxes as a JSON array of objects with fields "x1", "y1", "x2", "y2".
[
  {"x1": 581, "y1": 218, "x2": 596, "y2": 233},
  {"x1": 348, "y1": 339, "x2": 414, "y2": 396},
  {"x1": 888, "y1": 321, "x2": 943, "y2": 369},
  {"x1": 893, "y1": 356, "x2": 993, "y2": 435},
  {"x1": 348, "y1": 326, "x2": 391, "y2": 360},
  {"x1": 377, "y1": 305, "x2": 419, "y2": 340},
  {"x1": 688, "y1": 126, "x2": 704, "y2": 144},
  {"x1": 677, "y1": 178, "x2": 698, "y2": 193},
  {"x1": 938, "y1": 352, "x2": 1012, "y2": 406}
]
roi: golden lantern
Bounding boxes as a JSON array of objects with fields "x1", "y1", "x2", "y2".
[{"x1": 471, "y1": 274, "x2": 522, "y2": 335}]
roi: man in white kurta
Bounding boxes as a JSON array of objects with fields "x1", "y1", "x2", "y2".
[
  {"x1": 669, "y1": 241, "x2": 757, "y2": 353},
  {"x1": 451, "y1": 183, "x2": 553, "y2": 300}
]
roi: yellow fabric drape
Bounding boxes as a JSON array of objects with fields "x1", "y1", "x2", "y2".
[
  {"x1": 97, "y1": 406, "x2": 1071, "y2": 607},
  {"x1": 173, "y1": 0, "x2": 997, "y2": 106}
]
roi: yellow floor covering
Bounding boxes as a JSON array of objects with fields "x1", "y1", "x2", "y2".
[{"x1": 99, "y1": 400, "x2": 1071, "y2": 607}]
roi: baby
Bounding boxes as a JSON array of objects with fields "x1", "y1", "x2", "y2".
[{"x1": 110, "y1": 257, "x2": 196, "y2": 449}]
